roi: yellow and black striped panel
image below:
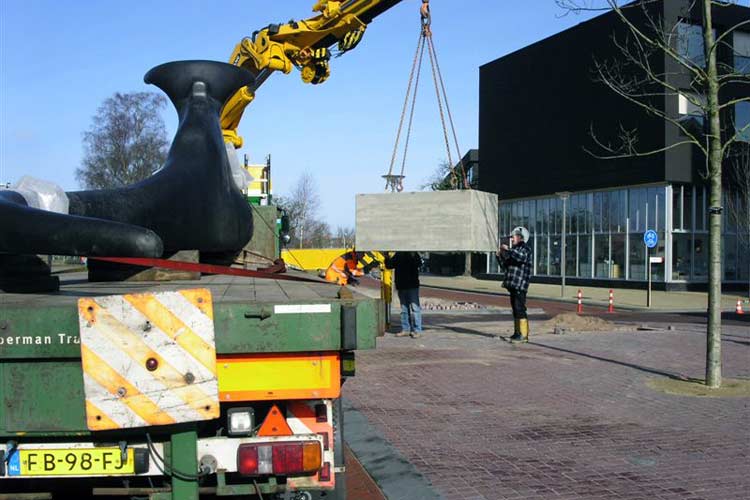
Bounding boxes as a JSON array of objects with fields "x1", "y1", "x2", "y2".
[{"x1": 77, "y1": 289, "x2": 219, "y2": 431}]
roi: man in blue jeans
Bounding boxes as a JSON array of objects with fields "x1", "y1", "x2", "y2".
[{"x1": 384, "y1": 252, "x2": 423, "y2": 338}]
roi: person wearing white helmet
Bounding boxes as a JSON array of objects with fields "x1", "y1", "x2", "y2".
[{"x1": 497, "y1": 226, "x2": 533, "y2": 342}]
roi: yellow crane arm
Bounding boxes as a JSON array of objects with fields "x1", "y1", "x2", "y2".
[{"x1": 221, "y1": 0, "x2": 403, "y2": 148}]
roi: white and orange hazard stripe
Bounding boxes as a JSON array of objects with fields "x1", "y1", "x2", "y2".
[
  {"x1": 286, "y1": 400, "x2": 336, "y2": 490},
  {"x1": 77, "y1": 289, "x2": 220, "y2": 431}
]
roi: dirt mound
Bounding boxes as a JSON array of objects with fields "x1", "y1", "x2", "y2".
[{"x1": 540, "y1": 313, "x2": 616, "y2": 333}]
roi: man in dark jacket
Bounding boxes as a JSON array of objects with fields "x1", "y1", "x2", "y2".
[
  {"x1": 384, "y1": 252, "x2": 423, "y2": 338},
  {"x1": 497, "y1": 226, "x2": 533, "y2": 342}
]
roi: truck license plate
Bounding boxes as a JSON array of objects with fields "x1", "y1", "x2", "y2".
[{"x1": 7, "y1": 448, "x2": 135, "y2": 476}]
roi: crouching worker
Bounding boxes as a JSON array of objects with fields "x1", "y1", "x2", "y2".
[
  {"x1": 325, "y1": 250, "x2": 362, "y2": 286},
  {"x1": 497, "y1": 226, "x2": 532, "y2": 343}
]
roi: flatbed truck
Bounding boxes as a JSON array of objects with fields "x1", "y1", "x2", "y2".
[{"x1": 0, "y1": 271, "x2": 382, "y2": 499}]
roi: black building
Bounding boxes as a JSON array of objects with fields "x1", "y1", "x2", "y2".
[{"x1": 479, "y1": 0, "x2": 750, "y2": 288}]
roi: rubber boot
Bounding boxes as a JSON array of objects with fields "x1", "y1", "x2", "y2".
[
  {"x1": 509, "y1": 318, "x2": 524, "y2": 342},
  {"x1": 519, "y1": 318, "x2": 530, "y2": 343}
]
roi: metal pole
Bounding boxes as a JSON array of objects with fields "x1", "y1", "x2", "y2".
[
  {"x1": 561, "y1": 200, "x2": 566, "y2": 298},
  {"x1": 647, "y1": 246, "x2": 652, "y2": 308},
  {"x1": 557, "y1": 193, "x2": 570, "y2": 298}
]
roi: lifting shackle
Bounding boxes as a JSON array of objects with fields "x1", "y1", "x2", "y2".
[{"x1": 421, "y1": 0, "x2": 432, "y2": 36}]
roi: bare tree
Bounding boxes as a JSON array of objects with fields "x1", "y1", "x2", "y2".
[
  {"x1": 308, "y1": 220, "x2": 334, "y2": 248},
  {"x1": 422, "y1": 159, "x2": 465, "y2": 191},
  {"x1": 557, "y1": 0, "x2": 750, "y2": 388},
  {"x1": 277, "y1": 173, "x2": 326, "y2": 248},
  {"x1": 335, "y1": 226, "x2": 356, "y2": 248},
  {"x1": 76, "y1": 92, "x2": 168, "y2": 189},
  {"x1": 726, "y1": 143, "x2": 750, "y2": 297}
]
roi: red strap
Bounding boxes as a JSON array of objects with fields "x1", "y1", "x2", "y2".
[{"x1": 89, "y1": 257, "x2": 325, "y2": 284}]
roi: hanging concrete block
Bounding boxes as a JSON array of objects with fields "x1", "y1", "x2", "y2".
[{"x1": 355, "y1": 190, "x2": 499, "y2": 252}]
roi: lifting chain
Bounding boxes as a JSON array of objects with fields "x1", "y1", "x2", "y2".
[{"x1": 384, "y1": 0, "x2": 468, "y2": 192}]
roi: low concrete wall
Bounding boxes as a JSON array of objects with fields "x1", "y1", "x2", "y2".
[{"x1": 355, "y1": 190, "x2": 499, "y2": 252}]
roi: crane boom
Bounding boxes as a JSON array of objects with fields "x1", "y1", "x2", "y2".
[{"x1": 221, "y1": 0, "x2": 403, "y2": 148}]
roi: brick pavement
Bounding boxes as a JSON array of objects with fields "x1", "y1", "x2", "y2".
[
  {"x1": 345, "y1": 445, "x2": 387, "y2": 500},
  {"x1": 343, "y1": 312, "x2": 750, "y2": 500}
]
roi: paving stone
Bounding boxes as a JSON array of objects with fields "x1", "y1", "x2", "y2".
[{"x1": 344, "y1": 314, "x2": 750, "y2": 500}]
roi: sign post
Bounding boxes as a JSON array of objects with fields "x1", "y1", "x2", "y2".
[
  {"x1": 556, "y1": 192, "x2": 571, "y2": 298},
  {"x1": 643, "y1": 230, "x2": 658, "y2": 308}
]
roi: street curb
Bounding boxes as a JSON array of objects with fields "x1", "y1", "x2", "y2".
[
  {"x1": 420, "y1": 283, "x2": 734, "y2": 314},
  {"x1": 342, "y1": 398, "x2": 443, "y2": 500}
]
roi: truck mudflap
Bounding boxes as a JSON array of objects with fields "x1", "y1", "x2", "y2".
[{"x1": 0, "y1": 400, "x2": 339, "y2": 491}]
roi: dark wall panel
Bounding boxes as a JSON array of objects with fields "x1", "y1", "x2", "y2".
[{"x1": 479, "y1": 4, "x2": 671, "y2": 199}]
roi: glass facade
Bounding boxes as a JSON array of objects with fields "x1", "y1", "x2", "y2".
[
  {"x1": 734, "y1": 31, "x2": 750, "y2": 74},
  {"x1": 735, "y1": 102, "x2": 750, "y2": 142},
  {"x1": 496, "y1": 183, "x2": 744, "y2": 283},
  {"x1": 676, "y1": 22, "x2": 706, "y2": 68}
]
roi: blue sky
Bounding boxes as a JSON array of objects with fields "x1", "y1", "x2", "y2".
[{"x1": 0, "y1": 1, "x2": 601, "y2": 229}]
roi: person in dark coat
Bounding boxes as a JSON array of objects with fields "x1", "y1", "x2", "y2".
[
  {"x1": 384, "y1": 252, "x2": 424, "y2": 338},
  {"x1": 497, "y1": 226, "x2": 533, "y2": 342}
]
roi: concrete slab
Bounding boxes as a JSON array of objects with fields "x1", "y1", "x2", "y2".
[{"x1": 355, "y1": 190, "x2": 498, "y2": 252}]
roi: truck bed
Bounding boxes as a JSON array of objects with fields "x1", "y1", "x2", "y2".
[
  {"x1": 0, "y1": 271, "x2": 382, "y2": 436},
  {"x1": 1, "y1": 271, "x2": 347, "y2": 308}
]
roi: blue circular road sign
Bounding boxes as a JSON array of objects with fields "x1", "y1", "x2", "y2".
[{"x1": 643, "y1": 230, "x2": 658, "y2": 249}]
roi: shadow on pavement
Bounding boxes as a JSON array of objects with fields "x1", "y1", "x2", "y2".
[
  {"x1": 426, "y1": 322, "x2": 500, "y2": 339},
  {"x1": 531, "y1": 341, "x2": 691, "y2": 381}
]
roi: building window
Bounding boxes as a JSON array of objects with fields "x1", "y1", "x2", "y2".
[
  {"x1": 629, "y1": 233, "x2": 646, "y2": 280},
  {"x1": 734, "y1": 101, "x2": 750, "y2": 142},
  {"x1": 695, "y1": 185, "x2": 706, "y2": 231},
  {"x1": 740, "y1": 239, "x2": 750, "y2": 283},
  {"x1": 673, "y1": 185, "x2": 683, "y2": 230},
  {"x1": 734, "y1": 31, "x2": 750, "y2": 74},
  {"x1": 594, "y1": 234, "x2": 610, "y2": 278},
  {"x1": 536, "y1": 235, "x2": 549, "y2": 275},
  {"x1": 652, "y1": 232, "x2": 666, "y2": 282},
  {"x1": 672, "y1": 233, "x2": 692, "y2": 281},
  {"x1": 629, "y1": 188, "x2": 645, "y2": 233},
  {"x1": 678, "y1": 92, "x2": 705, "y2": 137},
  {"x1": 646, "y1": 187, "x2": 664, "y2": 232},
  {"x1": 725, "y1": 235, "x2": 739, "y2": 281},
  {"x1": 684, "y1": 185, "x2": 694, "y2": 230},
  {"x1": 676, "y1": 22, "x2": 706, "y2": 67},
  {"x1": 566, "y1": 235, "x2": 577, "y2": 277},
  {"x1": 550, "y1": 236, "x2": 561, "y2": 276},
  {"x1": 611, "y1": 234, "x2": 626, "y2": 279},
  {"x1": 536, "y1": 200, "x2": 544, "y2": 235},
  {"x1": 578, "y1": 235, "x2": 592, "y2": 278},
  {"x1": 693, "y1": 235, "x2": 708, "y2": 280}
]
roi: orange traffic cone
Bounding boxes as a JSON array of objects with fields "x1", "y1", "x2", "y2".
[
  {"x1": 608, "y1": 289, "x2": 615, "y2": 314},
  {"x1": 736, "y1": 299, "x2": 745, "y2": 315},
  {"x1": 577, "y1": 289, "x2": 583, "y2": 314}
]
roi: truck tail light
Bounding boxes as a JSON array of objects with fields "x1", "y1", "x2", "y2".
[
  {"x1": 319, "y1": 461, "x2": 331, "y2": 482},
  {"x1": 237, "y1": 441, "x2": 322, "y2": 476}
]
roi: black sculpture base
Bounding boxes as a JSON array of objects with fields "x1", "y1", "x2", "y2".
[{"x1": 0, "y1": 255, "x2": 60, "y2": 293}]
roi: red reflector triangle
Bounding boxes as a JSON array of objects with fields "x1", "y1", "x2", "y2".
[{"x1": 257, "y1": 405, "x2": 293, "y2": 437}]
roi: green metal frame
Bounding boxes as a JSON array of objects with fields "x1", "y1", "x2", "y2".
[{"x1": 0, "y1": 290, "x2": 381, "y2": 499}]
